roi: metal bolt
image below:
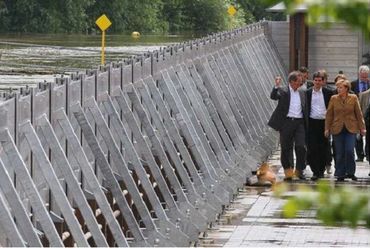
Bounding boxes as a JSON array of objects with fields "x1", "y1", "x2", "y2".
[
  {"x1": 154, "y1": 238, "x2": 160, "y2": 246},
  {"x1": 186, "y1": 209, "x2": 190, "y2": 218},
  {"x1": 176, "y1": 218, "x2": 181, "y2": 229},
  {"x1": 166, "y1": 227, "x2": 171, "y2": 237}
]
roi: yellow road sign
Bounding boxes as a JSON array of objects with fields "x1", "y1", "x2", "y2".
[
  {"x1": 95, "y1": 14, "x2": 112, "y2": 65},
  {"x1": 228, "y1": 5, "x2": 237, "y2": 16},
  {"x1": 96, "y1": 14, "x2": 112, "y2": 31}
]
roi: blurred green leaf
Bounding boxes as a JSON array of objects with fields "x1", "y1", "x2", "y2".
[
  {"x1": 273, "y1": 182, "x2": 289, "y2": 197},
  {"x1": 279, "y1": 183, "x2": 370, "y2": 229},
  {"x1": 283, "y1": 199, "x2": 298, "y2": 218}
]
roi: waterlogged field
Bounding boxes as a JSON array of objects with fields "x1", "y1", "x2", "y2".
[{"x1": 0, "y1": 33, "x2": 196, "y2": 89}]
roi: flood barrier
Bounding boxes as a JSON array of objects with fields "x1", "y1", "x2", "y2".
[{"x1": 0, "y1": 21, "x2": 285, "y2": 246}]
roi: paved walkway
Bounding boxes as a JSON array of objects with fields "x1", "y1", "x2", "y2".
[{"x1": 200, "y1": 152, "x2": 370, "y2": 247}]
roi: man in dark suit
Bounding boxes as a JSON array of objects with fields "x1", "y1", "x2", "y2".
[
  {"x1": 268, "y1": 71, "x2": 307, "y2": 180},
  {"x1": 298, "y1": 66, "x2": 313, "y2": 90},
  {"x1": 351, "y1": 65, "x2": 370, "y2": 162},
  {"x1": 319, "y1": 69, "x2": 335, "y2": 174},
  {"x1": 306, "y1": 71, "x2": 334, "y2": 180}
]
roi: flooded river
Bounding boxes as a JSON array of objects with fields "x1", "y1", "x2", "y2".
[{"x1": 0, "y1": 33, "x2": 196, "y2": 89}]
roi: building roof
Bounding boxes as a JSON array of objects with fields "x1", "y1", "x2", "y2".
[{"x1": 267, "y1": 2, "x2": 308, "y2": 13}]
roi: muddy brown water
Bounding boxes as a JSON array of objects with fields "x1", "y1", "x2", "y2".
[{"x1": 0, "y1": 33, "x2": 197, "y2": 89}]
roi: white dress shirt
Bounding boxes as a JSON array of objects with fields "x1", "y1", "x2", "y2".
[
  {"x1": 287, "y1": 85, "x2": 303, "y2": 118},
  {"x1": 310, "y1": 87, "x2": 326, "y2": 119}
]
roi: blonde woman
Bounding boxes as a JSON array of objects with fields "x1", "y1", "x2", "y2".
[{"x1": 325, "y1": 79, "x2": 366, "y2": 181}]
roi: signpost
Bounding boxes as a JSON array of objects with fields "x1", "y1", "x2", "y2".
[{"x1": 95, "y1": 14, "x2": 112, "y2": 65}]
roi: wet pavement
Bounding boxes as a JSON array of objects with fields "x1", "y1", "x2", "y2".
[{"x1": 200, "y1": 151, "x2": 370, "y2": 247}]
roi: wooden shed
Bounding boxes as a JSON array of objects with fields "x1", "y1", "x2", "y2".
[{"x1": 267, "y1": 2, "x2": 368, "y2": 81}]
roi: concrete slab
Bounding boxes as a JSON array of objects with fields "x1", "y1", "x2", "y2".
[{"x1": 200, "y1": 155, "x2": 370, "y2": 247}]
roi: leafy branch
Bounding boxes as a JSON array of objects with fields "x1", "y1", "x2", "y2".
[{"x1": 275, "y1": 181, "x2": 370, "y2": 228}]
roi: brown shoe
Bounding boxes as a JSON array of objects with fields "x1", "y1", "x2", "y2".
[
  {"x1": 283, "y1": 177, "x2": 293, "y2": 182},
  {"x1": 294, "y1": 169, "x2": 306, "y2": 180},
  {"x1": 284, "y1": 168, "x2": 294, "y2": 178}
]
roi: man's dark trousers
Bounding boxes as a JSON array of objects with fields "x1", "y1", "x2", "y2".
[
  {"x1": 308, "y1": 118, "x2": 328, "y2": 176},
  {"x1": 280, "y1": 118, "x2": 306, "y2": 172}
]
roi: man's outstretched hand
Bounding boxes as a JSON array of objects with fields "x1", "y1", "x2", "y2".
[{"x1": 275, "y1": 76, "x2": 282, "y2": 87}]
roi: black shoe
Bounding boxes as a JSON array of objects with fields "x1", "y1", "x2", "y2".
[
  {"x1": 297, "y1": 175, "x2": 306, "y2": 180},
  {"x1": 348, "y1": 175, "x2": 358, "y2": 181},
  {"x1": 356, "y1": 158, "x2": 364, "y2": 162},
  {"x1": 336, "y1": 177, "x2": 345, "y2": 182},
  {"x1": 368, "y1": 173, "x2": 370, "y2": 177},
  {"x1": 311, "y1": 175, "x2": 319, "y2": 181}
]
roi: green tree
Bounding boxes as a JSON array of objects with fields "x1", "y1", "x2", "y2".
[
  {"x1": 161, "y1": 0, "x2": 186, "y2": 33},
  {"x1": 181, "y1": 0, "x2": 228, "y2": 33},
  {"x1": 86, "y1": 0, "x2": 128, "y2": 33},
  {"x1": 4, "y1": 0, "x2": 44, "y2": 32},
  {"x1": 0, "y1": 0, "x2": 279, "y2": 34},
  {"x1": 237, "y1": 0, "x2": 284, "y2": 22},
  {"x1": 224, "y1": 1, "x2": 248, "y2": 29},
  {"x1": 5, "y1": 0, "x2": 357, "y2": 34},
  {"x1": 161, "y1": 0, "x2": 248, "y2": 34},
  {"x1": 56, "y1": 0, "x2": 94, "y2": 33},
  {"x1": 37, "y1": 0, "x2": 94, "y2": 33},
  {"x1": 0, "y1": 0, "x2": 9, "y2": 32},
  {"x1": 123, "y1": 0, "x2": 168, "y2": 33},
  {"x1": 0, "y1": 0, "x2": 94, "y2": 33}
]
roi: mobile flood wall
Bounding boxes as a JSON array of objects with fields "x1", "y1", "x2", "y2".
[{"x1": 0, "y1": 21, "x2": 284, "y2": 247}]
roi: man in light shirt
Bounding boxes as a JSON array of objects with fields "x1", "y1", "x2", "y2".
[
  {"x1": 268, "y1": 71, "x2": 307, "y2": 181},
  {"x1": 306, "y1": 72, "x2": 334, "y2": 180},
  {"x1": 351, "y1": 65, "x2": 370, "y2": 162},
  {"x1": 359, "y1": 83, "x2": 370, "y2": 164}
]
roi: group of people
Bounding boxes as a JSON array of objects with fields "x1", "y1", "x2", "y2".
[{"x1": 268, "y1": 65, "x2": 370, "y2": 181}]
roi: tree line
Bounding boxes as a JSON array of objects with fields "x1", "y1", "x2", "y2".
[{"x1": 0, "y1": 0, "x2": 283, "y2": 34}]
